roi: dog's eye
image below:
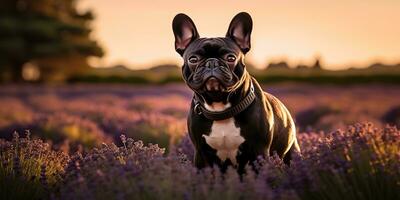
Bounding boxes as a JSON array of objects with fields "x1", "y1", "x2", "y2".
[
  {"x1": 188, "y1": 56, "x2": 198, "y2": 63},
  {"x1": 226, "y1": 55, "x2": 236, "y2": 62}
]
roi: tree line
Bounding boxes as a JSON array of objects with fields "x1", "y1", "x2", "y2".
[{"x1": 0, "y1": 0, "x2": 103, "y2": 82}]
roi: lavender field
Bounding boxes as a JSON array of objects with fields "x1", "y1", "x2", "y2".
[{"x1": 1, "y1": 84, "x2": 399, "y2": 199}]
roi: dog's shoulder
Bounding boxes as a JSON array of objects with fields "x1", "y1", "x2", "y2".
[
  {"x1": 263, "y1": 91, "x2": 294, "y2": 128},
  {"x1": 263, "y1": 91, "x2": 289, "y2": 118}
]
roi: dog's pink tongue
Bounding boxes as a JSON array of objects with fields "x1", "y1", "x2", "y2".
[{"x1": 206, "y1": 77, "x2": 220, "y2": 91}]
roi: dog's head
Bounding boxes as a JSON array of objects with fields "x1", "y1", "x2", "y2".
[{"x1": 172, "y1": 12, "x2": 252, "y2": 103}]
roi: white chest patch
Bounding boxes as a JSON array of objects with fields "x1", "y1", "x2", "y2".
[{"x1": 202, "y1": 102, "x2": 245, "y2": 165}]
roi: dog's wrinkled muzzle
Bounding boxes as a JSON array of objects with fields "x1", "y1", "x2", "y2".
[{"x1": 190, "y1": 58, "x2": 236, "y2": 91}]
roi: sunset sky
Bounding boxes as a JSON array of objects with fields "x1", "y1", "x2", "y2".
[{"x1": 79, "y1": 0, "x2": 400, "y2": 70}]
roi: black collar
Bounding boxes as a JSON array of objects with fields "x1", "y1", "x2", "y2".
[{"x1": 192, "y1": 81, "x2": 255, "y2": 121}]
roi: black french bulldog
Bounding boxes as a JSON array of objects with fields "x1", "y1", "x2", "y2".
[{"x1": 172, "y1": 12, "x2": 300, "y2": 172}]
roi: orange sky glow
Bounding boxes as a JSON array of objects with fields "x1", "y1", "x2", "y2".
[{"x1": 79, "y1": 0, "x2": 400, "y2": 70}]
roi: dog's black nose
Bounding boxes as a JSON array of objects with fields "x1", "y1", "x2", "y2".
[{"x1": 204, "y1": 58, "x2": 220, "y2": 69}]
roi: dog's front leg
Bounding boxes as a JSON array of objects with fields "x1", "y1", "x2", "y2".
[{"x1": 194, "y1": 151, "x2": 207, "y2": 168}]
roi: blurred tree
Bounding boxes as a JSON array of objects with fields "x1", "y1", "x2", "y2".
[
  {"x1": 312, "y1": 56, "x2": 322, "y2": 69},
  {"x1": 0, "y1": 0, "x2": 104, "y2": 82},
  {"x1": 266, "y1": 61, "x2": 290, "y2": 69}
]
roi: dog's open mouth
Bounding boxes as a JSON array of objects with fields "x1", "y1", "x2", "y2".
[{"x1": 204, "y1": 77, "x2": 227, "y2": 92}]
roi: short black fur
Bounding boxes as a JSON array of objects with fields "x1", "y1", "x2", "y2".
[{"x1": 172, "y1": 12, "x2": 300, "y2": 173}]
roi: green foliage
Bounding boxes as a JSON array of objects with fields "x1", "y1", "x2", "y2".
[
  {"x1": 0, "y1": 132, "x2": 68, "y2": 200},
  {"x1": 127, "y1": 123, "x2": 172, "y2": 150},
  {"x1": 0, "y1": 0, "x2": 104, "y2": 82}
]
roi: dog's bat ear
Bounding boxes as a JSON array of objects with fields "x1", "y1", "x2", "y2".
[
  {"x1": 226, "y1": 12, "x2": 253, "y2": 54},
  {"x1": 172, "y1": 13, "x2": 199, "y2": 56}
]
